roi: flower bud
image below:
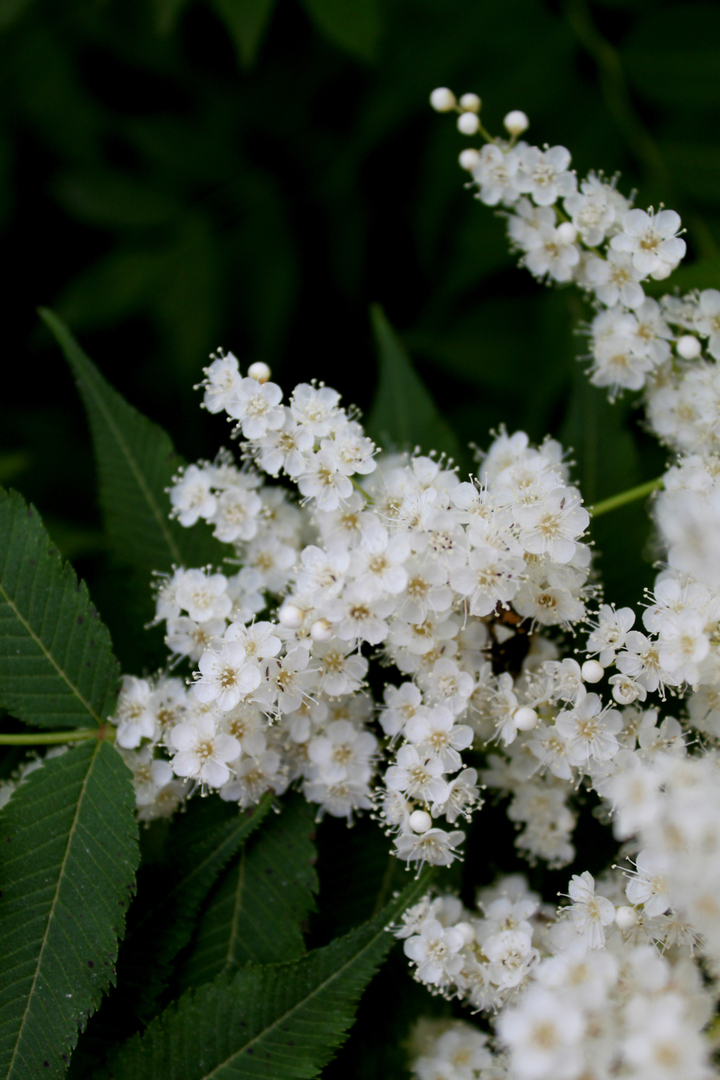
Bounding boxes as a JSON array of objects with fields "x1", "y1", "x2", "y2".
[
  {"x1": 455, "y1": 921, "x2": 476, "y2": 945},
  {"x1": 430, "y1": 87, "x2": 457, "y2": 113},
  {"x1": 408, "y1": 809, "x2": 433, "y2": 834},
  {"x1": 459, "y1": 148, "x2": 481, "y2": 171},
  {"x1": 677, "y1": 334, "x2": 702, "y2": 360},
  {"x1": 457, "y1": 112, "x2": 480, "y2": 136},
  {"x1": 310, "y1": 618, "x2": 333, "y2": 642},
  {"x1": 581, "y1": 660, "x2": 605, "y2": 684},
  {"x1": 556, "y1": 221, "x2": 577, "y2": 244},
  {"x1": 278, "y1": 601, "x2": 305, "y2": 629},
  {"x1": 514, "y1": 706, "x2": 539, "y2": 731},
  {"x1": 615, "y1": 905, "x2": 638, "y2": 930},
  {"x1": 459, "y1": 92, "x2": 481, "y2": 114},
  {"x1": 503, "y1": 110, "x2": 529, "y2": 136},
  {"x1": 248, "y1": 361, "x2": 272, "y2": 383}
]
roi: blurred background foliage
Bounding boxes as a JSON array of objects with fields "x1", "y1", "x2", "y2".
[{"x1": 2, "y1": 0, "x2": 720, "y2": 651}]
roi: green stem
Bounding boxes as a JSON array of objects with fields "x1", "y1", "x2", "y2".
[
  {"x1": 0, "y1": 726, "x2": 115, "y2": 746},
  {"x1": 588, "y1": 476, "x2": 663, "y2": 517},
  {"x1": 351, "y1": 475, "x2": 373, "y2": 503}
]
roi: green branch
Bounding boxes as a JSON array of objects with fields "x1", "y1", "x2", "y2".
[
  {"x1": 0, "y1": 726, "x2": 116, "y2": 746},
  {"x1": 588, "y1": 476, "x2": 663, "y2": 518}
]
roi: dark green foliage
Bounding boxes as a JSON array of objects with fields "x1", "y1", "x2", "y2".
[
  {"x1": 118, "y1": 792, "x2": 274, "y2": 1022},
  {"x1": 0, "y1": 487, "x2": 120, "y2": 729},
  {"x1": 0, "y1": 741, "x2": 139, "y2": 1080},
  {"x1": 178, "y1": 792, "x2": 318, "y2": 988},
  {"x1": 39, "y1": 310, "x2": 225, "y2": 579},
  {"x1": 103, "y1": 869, "x2": 432, "y2": 1080},
  {"x1": 368, "y1": 304, "x2": 461, "y2": 462}
]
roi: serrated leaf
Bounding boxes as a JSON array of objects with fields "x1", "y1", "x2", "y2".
[
  {"x1": 0, "y1": 487, "x2": 120, "y2": 729},
  {"x1": 118, "y1": 793, "x2": 274, "y2": 1022},
  {"x1": 38, "y1": 309, "x2": 225, "y2": 577},
  {"x1": 178, "y1": 793, "x2": 317, "y2": 990},
  {"x1": 298, "y1": 0, "x2": 381, "y2": 61},
  {"x1": 0, "y1": 740, "x2": 139, "y2": 1080},
  {"x1": 104, "y1": 867, "x2": 432, "y2": 1080},
  {"x1": 211, "y1": 0, "x2": 277, "y2": 67},
  {"x1": 367, "y1": 304, "x2": 461, "y2": 462}
]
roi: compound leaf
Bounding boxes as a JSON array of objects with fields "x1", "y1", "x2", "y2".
[
  {"x1": 38, "y1": 308, "x2": 224, "y2": 578},
  {"x1": 118, "y1": 793, "x2": 274, "y2": 1023},
  {"x1": 178, "y1": 792, "x2": 317, "y2": 990},
  {"x1": 0, "y1": 487, "x2": 120, "y2": 729},
  {"x1": 104, "y1": 867, "x2": 432, "y2": 1080},
  {"x1": 0, "y1": 740, "x2": 139, "y2": 1080}
]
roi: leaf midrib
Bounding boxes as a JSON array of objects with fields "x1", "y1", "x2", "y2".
[
  {"x1": 0, "y1": 565, "x2": 102, "y2": 727},
  {"x1": 74, "y1": 366, "x2": 184, "y2": 567},
  {"x1": 202, "y1": 921, "x2": 388, "y2": 1080},
  {"x1": 5, "y1": 741, "x2": 102, "y2": 1080},
  {"x1": 225, "y1": 849, "x2": 246, "y2": 970}
]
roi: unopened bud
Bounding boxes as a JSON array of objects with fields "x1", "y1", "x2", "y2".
[
  {"x1": 615, "y1": 905, "x2": 638, "y2": 930},
  {"x1": 459, "y1": 148, "x2": 481, "y2": 171},
  {"x1": 310, "y1": 618, "x2": 333, "y2": 642},
  {"x1": 503, "y1": 110, "x2": 529, "y2": 136},
  {"x1": 581, "y1": 660, "x2": 605, "y2": 684},
  {"x1": 677, "y1": 335, "x2": 702, "y2": 360},
  {"x1": 409, "y1": 809, "x2": 433, "y2": 834},
  {"x1": 556, "y1": 221, "x2": 577, "y2": 244},
  {"x1": 278, "y1": 601, "x2": 305, "y2": 629},
  {"x1": 248, "y1": 361, "x2": 272, "y2": 383},
  {"x1": 430, "y1": 87, "x2": 456, "y2": 113},
  {"x1": 454, "y1": 921, "x2": 476, "y2": 945},
  {"x1": 459, "y1": 92, "x2": 481, "y2": 114},
  {"x1": 457, "y1": 112, "x2": 480, "y2": 136},
  {"x1": 514, "y1": 707, "x2": 539, "y2": 732}
]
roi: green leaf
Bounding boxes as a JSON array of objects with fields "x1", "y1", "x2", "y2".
[
  {"x1": 367, "y1": 304, "x2": 461, "y2": 462},
  {"x1": 0, "y1": 740, "x2": 139, "y2": 1080},
  {"x1": 38, "y1": 309, "x2": 224, "y2": 577},
  {"x1": 0, "y1": 487, "x2": 120, "y2": 730},
  {"x1": 211, "y1": 0, "x2": 278, "y2": 67},
  {"x1": 104, "y1": 868, "x2": 432, "y2": 1080},
  {"x1": 178, "y1": 793, "x2": 317, "y2": 990},
  {"x1": 118, "y1": 793, "x2": 274, "y2": 1022},
  {"x1": 298, "y1": 0, "x2": 381, "y2": 61}
]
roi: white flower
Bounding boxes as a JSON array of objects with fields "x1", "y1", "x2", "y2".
[
  {"x1": 255, "y1": 407, "x2": 315, "y2": 476},
  {"x1": 610, "y1": 207, "x2": 686, "y2": 280},
  {"x1": 694, "y1": 288, "x2": 720, "y2": 359},
  {"x1": 403, "y1": 917, "x2": 466, "y2": 985},
  {"x1": 497, "y1": 985, "x2": 584, "y2": 1080},
  {"x1": 192, "y1": 640, "x2": 262, "y2": 711},
  {"x1": 586, "y1": 604, "x2": 635, "y2": 666},
  {"x1": 200, "y1": 350, "x2": 242, "y2": 413},
  {"x1": 113, "y1": 675, "x2": 158, "y2": 749},
  {"x1": 175, "y1": 569, "x2": 232, "y2": 623},
  {"x1": 624, "y1": 849, "x2": 671, "y2": 917},
  {"x1": 566, "y1": 871, "x2": 615, "y2": 948},
  {"x1": 307, "y1": 719, "x2": 377, "y2": 784},
  {"x1": 585, "y1": 249, "x2": 646, "y2": 308},
  {"x1": 386, "y1": 744, "x2": 450, "y2": 804},
  {"x1": 209, "y1": 484, "x2": 262, "y2": 543},
  {"x1": 404, "y1": 705, "x2": 473, "y2": 771},
  {"x1": 297, "y1": 449, "x2": 353, "y2": 511},
  {"x1": 554, "y1": 694, "x2": 622, "y2": 768},
  {"x1": 394, "y1": 827, "x2": 465, "y2": 868},
  {"x1": 170, "y1": 465, "x2": 217, "y2": 527},
  {"x1": 515, "y1": 488, "x2": 588, "y2": 563},
  {"x1": 225, "y1": 376, "x2": 285, "y2": 439},
  {"x1": 471, "y1": 142, "x2": 522, "y2": 206},
  {"x1": 515, "y1": 144, "x2": 576, "y2": 206},
  {"x1": 450, "y1": 544, "x2": 525, "y2": 616},
  {"x1": 289, "y1": 382, "x2": 342, "y2": 437},
  {"x1": 168, "y1": 714, "x2": 240, "y2": 788}
]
